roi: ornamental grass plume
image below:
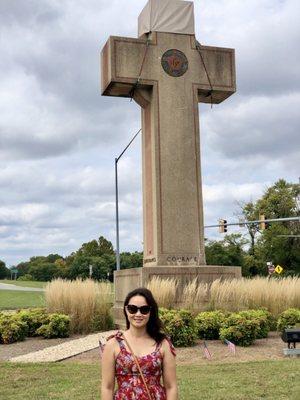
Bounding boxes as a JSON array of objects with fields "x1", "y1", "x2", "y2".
[
  {"x1": 182, "y1": 277, "x2": 209, "y2": 312},
  {"x1": 146, "y1": 276, "x2": 178, "y2": 309},
  {"x1": 45, "y1": 278, "x2": 113, "y2": 333},
  {"x1": 207, "y1": 276, "x2": 300, "y2": 316}
]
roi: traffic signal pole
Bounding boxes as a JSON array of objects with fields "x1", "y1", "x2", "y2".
[{"x1": 205, "y1": 216, "x2": 300, "y2": 230}]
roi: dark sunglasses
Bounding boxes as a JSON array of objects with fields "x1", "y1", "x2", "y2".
[{"x1": 126, "y1": 305, "x2": 151, "y2": 315}]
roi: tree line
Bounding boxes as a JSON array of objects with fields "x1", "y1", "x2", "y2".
[{"x1": 0, "y1": 179, "x2": 299, "y2": 281}]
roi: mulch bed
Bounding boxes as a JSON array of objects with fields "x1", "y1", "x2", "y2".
[
  {"x1": 63, "y1": 332, "x2": 287, "y2": 365},
  {"x1": 0, "y1": 331, "x2": 288, "y2": 365}
]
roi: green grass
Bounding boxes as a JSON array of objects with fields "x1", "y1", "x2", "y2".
[
  {"x1": 0, "y1": 360, "x2": 299, "y2": 399},
  {"x1": 0, "y1": 280, "x2": 46, "y2": 288},
  {"x1": 0, "y1": 290, "x2": 45, "y2": 310}
]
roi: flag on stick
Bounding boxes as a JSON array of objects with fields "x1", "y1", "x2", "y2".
[
  {"x1": 99, "y1": 340, "x2": 105, "y2": 359},
  {"x1": 203, "y1": 341, "x2": 212, "y2": 360},
  {"x1": 224, "y1": 338, "x2": 236, "y2": 355}
]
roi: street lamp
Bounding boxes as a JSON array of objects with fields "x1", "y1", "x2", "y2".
[{"x1": 115, "y1": 128, "x2": 141, "y2": 271}]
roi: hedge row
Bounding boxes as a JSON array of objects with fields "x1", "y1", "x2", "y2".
[
  {"x1": 159, "y1": 308, "x2": 300, "y2": 347},
  {"x1": 0, "y1": 308, "x2": 70, "y2": 344}
]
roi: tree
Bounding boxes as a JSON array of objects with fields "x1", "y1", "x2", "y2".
[
  {"x1": 16, "y1": 261, "x2": 31, "y2": 277},
  {"x1": 205, "y1": 234, "x2": 246, "y2": 267},
  {"x1": 29, "y1": 262, "x2": 59, "y2": 281},
  {"x1": 120, "y1": 252, "x2": 143, "y2": 269},
  {"x1": 76, "y1": 236, "x2": 114, "y2": 258},
  {"x1": 0, "y1": 260, "x2": 10, "y2": 279},
  {"x1": 98, "y1": 236, "x2": 114, "y2": 256},
  {"x1": 239, "y1": 179, "x2": 300, "y2": 275}
]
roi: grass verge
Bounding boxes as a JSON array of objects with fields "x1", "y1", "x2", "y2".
[
  {"x1": 0, "y1": 280, "x2": 46, "y2": 288},
  {"x1": 0, "y1": 290, "x2": 45, "y2": 310},
  {"x1": 0, "y1": 360, "x2": 299, "y2": 399}
]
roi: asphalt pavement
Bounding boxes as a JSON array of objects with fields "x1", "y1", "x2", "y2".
[{"x1": 0, "y1": 283, "x2": 44, "y2": 292}]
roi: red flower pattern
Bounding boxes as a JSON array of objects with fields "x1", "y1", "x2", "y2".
[{"x1": 111, "y1": 331, "x2": 175, "y2": 400}]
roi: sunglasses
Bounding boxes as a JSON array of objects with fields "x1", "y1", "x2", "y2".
[{"x1": 126, "y1": 305, "x2": 151, "y2": 315}]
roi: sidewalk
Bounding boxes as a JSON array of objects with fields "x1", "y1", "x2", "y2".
[{"x1": 9, "y1": 330, "x2": 117, "y2": 363}]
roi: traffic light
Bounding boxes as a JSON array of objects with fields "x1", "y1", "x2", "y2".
[
  {"x1": 219, "y1": 219, "x2": 227, "y2": 233},
  {"x1": 259, "y1": 214, "x2": 266, "y2": 230}
]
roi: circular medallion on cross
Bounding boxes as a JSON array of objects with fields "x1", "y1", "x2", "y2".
[{"x1": 161, "y1": 49, "x2": 188, "y2": 77}]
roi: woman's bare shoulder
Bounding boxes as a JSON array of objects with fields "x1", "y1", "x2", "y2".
[
  {"x1": 160, "y1": 337, "x2": 176, "y2": 357},
  {"x1": 104, "y1": 335, "x2": 119, "y2": 353}
]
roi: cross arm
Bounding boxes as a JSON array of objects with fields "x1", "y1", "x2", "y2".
[
  {"x1": 194, "y1": 44, "x2": 236, "y2": 104},
  {"x1": 101, "y1": 35, "x2": 154, "y2": 98}
]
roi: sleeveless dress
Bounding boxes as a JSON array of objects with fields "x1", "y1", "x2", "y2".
[{"x1": 110, "y1": 331, "x2": 176, "y2": 400}]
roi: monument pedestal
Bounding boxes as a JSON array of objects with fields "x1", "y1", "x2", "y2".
[{"x1": 113, "y1": 266, "x2": 241, "y2": 328}]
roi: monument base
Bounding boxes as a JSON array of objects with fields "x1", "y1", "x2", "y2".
[{"x1": 113, "y1": 265, "x2": 242, "y2": 328}]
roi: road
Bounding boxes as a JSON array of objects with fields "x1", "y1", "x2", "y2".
[{"x1": 0, "y1": 283, "x2": 44, "y2": 292}]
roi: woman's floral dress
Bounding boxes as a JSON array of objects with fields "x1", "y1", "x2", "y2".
[{"x1": 109, "y1": 331, "x2": 175, "y2": 400}]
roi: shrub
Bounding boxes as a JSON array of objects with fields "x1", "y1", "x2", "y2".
[
  {"x1": 17, "y1": 274, "x2": 33, "y2": 281},
  {"x1": 0, "y1": 314, "x2": 28, "y2": 344},
  {"x1": 90, "y1": 312, "x2": 114, "y2": 332},
  {"x1": 17, "y1": 308, "x2": 49, "y2": 336},
  {"x1": 159, "y1": 309, "x2": 197, "y2": 347},
  {"x1": 194, "y1": 310, "x2": 227, "y2": 340},
  {"x1": 237, "y1": 309, "x2": 271, "y2": 339},
  {"x1": 277, "y1": 308, "x2": 300, "y2": 332},
  {"x1": 219, "y1": 313, "x2": 260, "y2": 346},
  {"x1": 36, "y1": 313, "x2": 70, "y2": 339}
]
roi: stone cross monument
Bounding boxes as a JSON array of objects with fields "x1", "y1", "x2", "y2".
[{"x1": 101, "y1": 0, "x2": 241, "y2": 325}]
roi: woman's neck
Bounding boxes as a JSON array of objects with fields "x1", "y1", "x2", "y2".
[{"x1": 126, "y1": 325, "x2": 148, "y2": 339}]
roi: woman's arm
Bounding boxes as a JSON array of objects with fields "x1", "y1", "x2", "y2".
[
  {"x1": 101, "y1": 339, "x2": 116, "y2": 400},
  {"x1": 161, "y1": 339, "x2": 178, "y2": 400}
]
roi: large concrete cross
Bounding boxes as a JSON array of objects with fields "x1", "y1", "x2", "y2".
[{"x1": 101, "y1": 0, "x2": 235, "y2": 268}]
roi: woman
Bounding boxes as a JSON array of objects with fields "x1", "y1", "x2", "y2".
[{"x1": 101, "y1": 287, "x2": 178, "y2": 400}]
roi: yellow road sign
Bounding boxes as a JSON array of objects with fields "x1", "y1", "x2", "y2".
[{"x1": 275, "y1": 265, "x2": 283, "y2": 274}]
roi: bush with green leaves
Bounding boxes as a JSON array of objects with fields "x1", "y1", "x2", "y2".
[
  {"x1": 237, "y1": 309, "x2": 271, "y2": 339},
  {"x1": 36, "y1": 313, "x2": 70, "y2": 339},
  {"x1": 17, "y1": 308, "x2": 49, "y2": 336},
  {"x1": 219, "y1": 313, "x2": 260, "y2": 346},
  {"x1": 0, "y1": 314, "x2": 28, "y2": 344},
  {"x1": 159, "y1": 309, "x2": 197, "y2": 347},
  {"x1": 17, "y1": 274, "x2": 33, "y2": 281},
  {"x1": 91, "y1": 312, "x2": 114, "y2": 332},
  {"x1": 277, "y1": 308, "x2": 300, "y2": 332},
  {"x1": 194, "y1": 311, "x2": 227, "y2": 340}
]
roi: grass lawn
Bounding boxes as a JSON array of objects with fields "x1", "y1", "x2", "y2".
[
  {"x1": 0, "y1": 280, "x2": 46, "y2": 288},
  {"x1": 0, "y1": 359, "x2": 299, "y2": 399},
  {"x1": 0, "y1": 290, "x2": 45, "y2": 310}
]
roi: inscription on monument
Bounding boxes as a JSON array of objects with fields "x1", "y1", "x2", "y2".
[
  {"x1": 161, "y1": 49, "x2": 188, "y2": 77},
  {"x1": 167, "y1": 256, "x2": 198, "y2": 265}
]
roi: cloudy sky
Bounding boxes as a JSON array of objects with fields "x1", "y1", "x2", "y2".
[{"x1": 0, "y1": 0, "x2": 299, "y2": 266}]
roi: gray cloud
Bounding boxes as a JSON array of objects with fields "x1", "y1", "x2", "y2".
[{"x1": 0, "y1": 0, "x2": 299, "y2": 265}]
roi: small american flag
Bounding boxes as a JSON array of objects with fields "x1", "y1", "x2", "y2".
[
  {"x1": 224, "y1": 338, "x2": 236, "y2": 355},
  {"x1": 203, "y1": 341, "x2": 212, "y2": 360},
  {"x1": 99, "y1": 340, "x2": 105, "y2": 359}
]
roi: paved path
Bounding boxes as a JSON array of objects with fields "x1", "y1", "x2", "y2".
[
  {"x1": 0, "y1": 283, "x2": 44, "y2": 292},
  {"x1": 9, "y1": 330, "x2": 117, "y2": 363}
]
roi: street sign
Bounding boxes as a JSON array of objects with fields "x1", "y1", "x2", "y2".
[
  {"x1": 268, "y1": 265, "x2": 275, "y2": 275},
  {"x1": 10, "y1": 268, "x2": 18, "y2": 273},
  {"x1": 275, "y1": 265, "x2": 284, "y2": 274}
]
